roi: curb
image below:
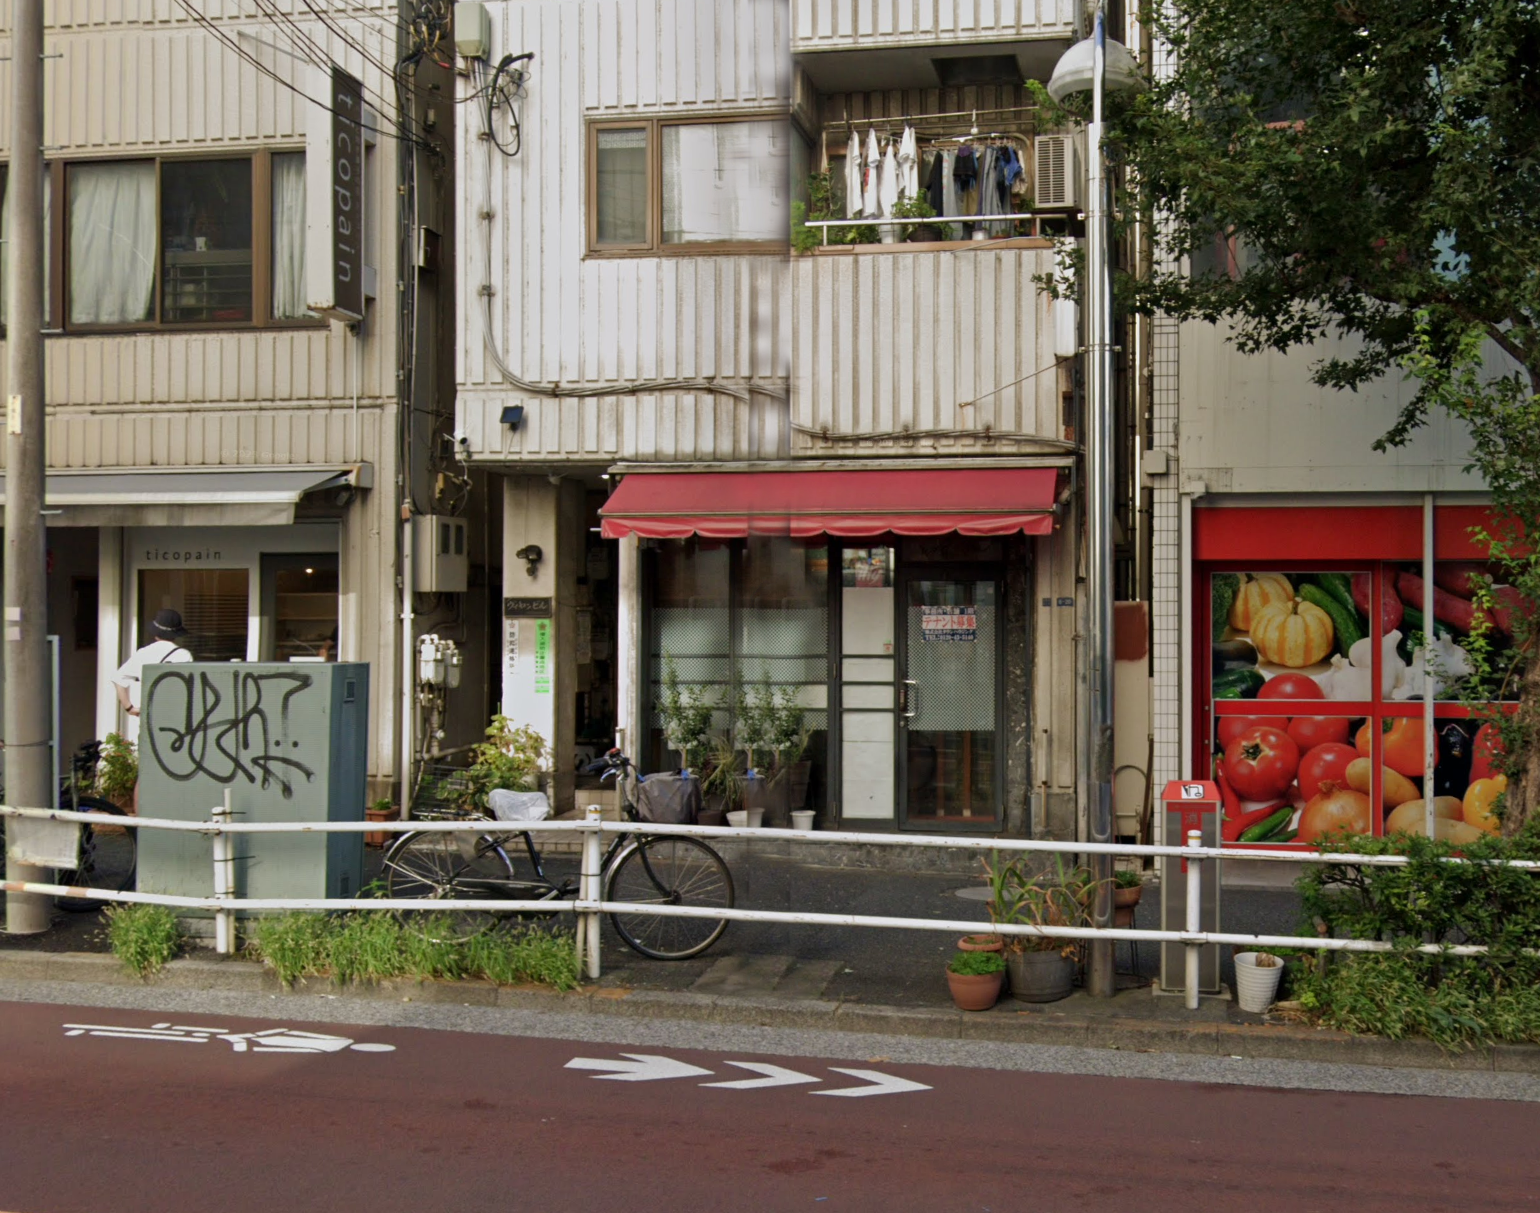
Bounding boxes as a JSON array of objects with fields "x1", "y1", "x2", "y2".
[{"x1": 3, "y1": 949, "x2": 1536, "y2": 1075}]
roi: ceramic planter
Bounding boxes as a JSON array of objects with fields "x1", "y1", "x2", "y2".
[
  {"x1": 744, "y1": 775, "x2": 791, "y2": 828},
  {"x1": 1234, "y1": 951, "x2": 1285, "y2": 1013},
  {"x1": 1006, "y1": 949, "x2": 1075, "y2": 1003},
  {"x1": 1113, "y1": 883, "x2": 1143, "y2": 929},
  {"x1": 946, "y1": 968, "x2": 1004, "y2": 1011}
]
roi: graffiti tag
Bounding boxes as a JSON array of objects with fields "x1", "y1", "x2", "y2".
[{"x1": 144, "y1": 669, "x2": 318, "y2": 798}]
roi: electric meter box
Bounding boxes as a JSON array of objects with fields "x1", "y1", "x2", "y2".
[
  {"x1": 413, "y1": 513, "x2": 469, "y2": 593},
  {"x1": 136, "y1": 663, "x2": 370, "y2": 908},
  {"x1": 454, "y1": 2, "x2": 491, "y2": 60}
]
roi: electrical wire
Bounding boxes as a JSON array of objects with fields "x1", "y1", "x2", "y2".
[{"x1": 469, "y1": 57, "x2": 789, "y2": 405}]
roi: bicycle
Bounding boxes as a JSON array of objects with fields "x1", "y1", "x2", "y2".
[
  {"x1": 381, "y1": 748, "x2": 734, "y2": 960},
  {"x1": 0, "y1": 741, "x2": 137, "y2": 912}
]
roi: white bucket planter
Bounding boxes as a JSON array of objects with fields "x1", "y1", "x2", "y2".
[
  {"x1": 790, "y1": 810, "x2": 815, "y2": 831},
  {"x1": 725, "y1": 810, "x2": 748, "y2": 827},
  {"x1": 1233, "y1": 952, "x2": 1285, "y2": 1013},
  {"x1": 745, "y1": 807, "x2": 765, "y2": 828}
]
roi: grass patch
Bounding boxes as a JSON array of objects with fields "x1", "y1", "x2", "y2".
[
  {"x1": 248, "y1": 911, "x2": 581, "y2": 992},
  {"x1": 104, "y1": 904, "x2": 183, "y2": 978}
]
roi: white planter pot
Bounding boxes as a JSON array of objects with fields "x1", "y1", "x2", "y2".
[
  {"x1": 745, "y1": 807, "x2": 765, "y2": 828},
  {"x1": 1233, "y1": 951, "x2": 1285, "y2": 1013},
  {"x1": 725, "y1": 810, "x2": 748, "y2": 828},
  {"x1": 790, "y1": 810, "x2": 815, "y2": 831}
]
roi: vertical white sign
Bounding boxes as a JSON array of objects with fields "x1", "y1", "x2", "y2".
[{"x1": 502, "y1": 617, "x2": 554, "y2": 744}]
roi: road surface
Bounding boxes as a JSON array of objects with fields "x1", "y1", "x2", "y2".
[{"x1": 1, "y1": 996, "x2": 1536, "y2": 1212}]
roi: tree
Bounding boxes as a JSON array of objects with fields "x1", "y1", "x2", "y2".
[{"x1": 1093, "y1": 1, "x2": 1540, "y2": 828}]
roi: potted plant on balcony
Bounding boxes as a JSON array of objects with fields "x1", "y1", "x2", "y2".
[
  {"x1": 894, "y1": 195, "x2": 941, "y2": 243},
  {"x1": 792, "y1": 171, "x2": 877, "y2": 253},
  {"x1": 985, "y1": 852, "x2": 1101, "y2": 1003}
]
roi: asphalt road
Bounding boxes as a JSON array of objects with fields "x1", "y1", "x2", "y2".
[{"x1": 2, "y1": 995, "x2": 1538, "y2": 1213}]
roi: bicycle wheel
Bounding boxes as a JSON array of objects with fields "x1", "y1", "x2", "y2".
[
  {"x1": 55, "y1": 797, "x2": 137, "y2": 913},
  {"x1": 381, "y1": 830, "x2": 517, "y2": 942},
  {"x1": 606, "y1": 837, "x2": 734, "y2": 960}
]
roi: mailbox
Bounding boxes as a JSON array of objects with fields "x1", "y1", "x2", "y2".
[{"x1": 1158, "y1": 781, "x2": 1222, "y2": 996}]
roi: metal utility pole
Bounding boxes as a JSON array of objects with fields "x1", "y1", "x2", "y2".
[
  {"x1": 5, "y1": 0, "x2": 51, "y2": 934},
  {"x1": 1082, "y1": 10, "x2": 1117, "y2": 997}
]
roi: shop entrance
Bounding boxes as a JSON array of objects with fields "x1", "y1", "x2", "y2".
[{"x1": 897, "y1": 568, "x2": 1002, "y2": 828}]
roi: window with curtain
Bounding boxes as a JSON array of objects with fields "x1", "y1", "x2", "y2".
[
  {"x1": 595, "y1": 128, "x2": 648, "y2": 245},
  {"x1": 662, "y1": 120, "x2": 788, "y2": 245},
  {"x1": 0, "y1": 168, "x2": 53, "y2": 329},
  {"x1": 68, "y1": 161, "x2": 156, "y2": 326},
  {"x1": 271, "y1": 152, "x2": 309, "y2": 320}
]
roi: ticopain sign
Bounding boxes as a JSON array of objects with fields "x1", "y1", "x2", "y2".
[{"x1": 307, "y1": 65, "x2": 365, "y2": 322}]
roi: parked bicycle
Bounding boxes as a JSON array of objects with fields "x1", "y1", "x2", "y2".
[
  {"x1": 0, "y1": 741, "x2": 136, "y2": 912},
  {"x1": 381, "y1": 748, "x2": 734, "y2": 959}
]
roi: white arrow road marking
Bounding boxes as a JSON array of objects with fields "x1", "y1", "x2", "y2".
[
  {"x1": 565, "y1": 1053, "x2": 716, "y2": 1082},
  {"x1": 813, "y1": 1068, "x2": 933, "y2": 1098},
  {"x1": 700, "y1": 1061, "x2": 821, "y2": 1090}
]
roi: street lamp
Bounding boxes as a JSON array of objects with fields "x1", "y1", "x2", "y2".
[{"x1": 1048, "y1": 9, "x2": 1145, "y2": 999}]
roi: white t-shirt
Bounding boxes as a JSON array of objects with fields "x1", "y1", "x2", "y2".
[{"x1": 111, "y1": 639, "x2": 194, "y2": 710}]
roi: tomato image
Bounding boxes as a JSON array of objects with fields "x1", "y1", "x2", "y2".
[
  {"x1": 1355, "y1": 717, "x2": 1435, "y2": 778},
  {"x1": 1463, "y1": 775, "x2": 1507, "y2": 835},
  {"x1": 1257, "y1": 673, "x2": 1324, "y2": 701},
  {"x1": 1297, "y1": 742, "x2": 1359, "y2": 801},
  {"x1": 1470, "y1": 723, "x2": 1505, "y2": 785},
  {"x1": 1286, "y1": 715, "x2": 1351, "y2": 751},
  {"x1": 1224, "y1": 726, "x2": 1301, "y2": 801},
  {"x1": 1218, "y1": 714, "x2": 1287, "y2": 749}
]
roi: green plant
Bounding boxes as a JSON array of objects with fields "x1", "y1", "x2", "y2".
[
  {"x1": 699, "y1": 732, "x2": 744, "y2": 808},
  {"x1": 370, "y1": 797, "x2": 394, "y2": 815},
  {"x1": 794, "y1": 170, "x2": 877, "y2": 251},
  {"x1": 464, "y1": 716, "x2": 546, "y2": 810},
  {"x1": 658, "y1": 654, "x2": 717, "y2": 771},
  {"x1": 94, "y1": 732, "x2": 138, "y2": 805},
  {"x1": 104, "y1": 903, "x2": 183, "y2": 978},
  {"x1": 891, "y1": 195, "x2": 937, "y2": 236},
  {"x1": 948, "y1": 949, "x2": 1006, "y2": 976},
  {"x1": 733, "y1": 679, "x2": 771, "y2": 776},
  {"x1": 791, "y1": 200, "x2": 819, "y2": 255},
  {"x1": 984, "y1": 852, "x2": 1102, "y2": 956},
  {"x1": 249, "y1": 911, "x2": 581, "y2": 992},
  {"x1": 1113, "y1": 868, "x2": 1143, "y2": 890}
]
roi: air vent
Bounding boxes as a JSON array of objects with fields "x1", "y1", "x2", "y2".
[
  {"x1": 931, "y1": 54, "x2": 1022, "y2": 88},
  {"x1": 1034, "y1": 134, "x2": 1079, "y2": 210}
]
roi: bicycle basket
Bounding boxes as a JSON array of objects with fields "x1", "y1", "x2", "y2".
[
  {"x1": 412, "y1": 761, "x2": 479, "y2": 820},
  {"x1": 635, "y1": 773, "x2": 701, "y2": 825},
  {"x1": 488, "y1": 789, "x2": 551, "y2": 822}
]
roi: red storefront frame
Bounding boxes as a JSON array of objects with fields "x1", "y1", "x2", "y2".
[{"x1": 1195, "y1": 504, "x2": 1509, "y2": 849}]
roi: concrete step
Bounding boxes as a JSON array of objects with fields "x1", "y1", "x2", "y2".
[{"x1": 689, "y1": 953, "x2": 795, "y2": 996}]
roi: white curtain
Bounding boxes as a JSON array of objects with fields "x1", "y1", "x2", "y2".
[
  {"x1": 68, "y1": 161, "x2": 155, "y2": 325},
  {"x1": 271, "y1": 152, "x2": 308, "y2": 320},
  {"x1": 662, "y1": 120, "x2": 788, "y2": 244},
  {"x1": 2, "y1": 172, "x2": 52, "y2": 327}
]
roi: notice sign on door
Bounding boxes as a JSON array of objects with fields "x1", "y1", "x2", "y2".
[{"x1": 920, "y1": 605, "x2": 977, "y2": 642}]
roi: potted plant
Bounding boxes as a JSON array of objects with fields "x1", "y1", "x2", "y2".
[
  {"x1": 985, "y1": 852, "x2": 1102, "y2": 1004},
  {"x1": 766, "y1": 679, "x2": 813, "y2": 812},
  {"x1": 792, "y1": 171, "x2": 878, "y2": 252},
  {"x1": 1234, "y1": 951, "x2": 1285, "y2": 1013},
  {"x1": 957, "y1": 932, "x2": 1004, "y2": 953},
  {"x1": 734, "y1": 678, "x2": 773, "y2": 827},
  {"x1": 464, "y1": 715, "x2": 548, "y2": 811},
  {"x1": 698, "y1": 733, "x2": 741, "y2": 827},
  {"x1": 94, "y1": 732, "x2": 139, "y2": 813},
  {"x1": 364, "y1": 796, "x2": 398, "y2": 848},
  {"x1": 1113, "y1": 868, "x2": 1144, "y2": 928},
  {"x1": 946, "y1": 948, "x2": 1006, "y2": 1010},
  {"x1": 658, "y1": 654, "x2": 717, "y2": 774},
  {"x1": 893, "y1": 194, "x2": 941, "y2": 243}
]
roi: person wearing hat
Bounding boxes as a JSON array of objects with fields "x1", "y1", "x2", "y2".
[{"x1": 111, "y1": 609, "x2": 195, "y2": 718}]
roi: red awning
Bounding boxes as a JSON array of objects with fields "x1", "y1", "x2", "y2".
[{"x1": 599, "y1": 468, "x2": 1063, "y2": 540}]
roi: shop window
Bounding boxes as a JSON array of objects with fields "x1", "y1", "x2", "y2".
[
  {"x1": 263, "y1": 555, "x2": 340, "y2": 662},
  {"x1": 139, "y1": 569, "x2": 249, "y2": 663},
  {"x1": 589, "y1": 117, "x2": 790, "y2": 254},
  {"x1": 1207, "y1": 566, "x2": 1518, "y2": 847},
  {"x1": 60, "y1": 151, "x2": 316, "y2": 332}
]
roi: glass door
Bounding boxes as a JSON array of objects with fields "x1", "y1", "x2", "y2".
[{"x1": 898, "y1": 572, "x2": 1002, "y2": 828}]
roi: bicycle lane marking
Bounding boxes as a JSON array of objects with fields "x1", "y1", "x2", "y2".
[
  {"x1": 564, "y1": 1052, "x2": 932, "y2": 1097},
  {"x1": 62, "y1": 1020, "x2": 397, "y2": 1054}
]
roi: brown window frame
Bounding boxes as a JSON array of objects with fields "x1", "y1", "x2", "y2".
[
  {"x1": 586, "y1": 113, "x2": 792, "y2": 257},
  {"x1": 44, "y1": 149, "x2": 324, "y2": 335}
]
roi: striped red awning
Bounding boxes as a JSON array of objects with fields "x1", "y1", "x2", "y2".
[{"x1": 599, "y1": 468, "x2": 1063, "y2": 540}]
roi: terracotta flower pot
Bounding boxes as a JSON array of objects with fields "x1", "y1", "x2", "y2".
[
  {"x1": 365, "y1": 803, "x2": 399, "y2": 848},
  {"x1": 946, "y1": 969, "x2": 1004, "y2": 1012},
  {"x1": 957, "y1": 933, "x2": 1004, "y2": 953},
  {"x1": 1113, "y1": 884, "x2": 1143, "y2": 929}
]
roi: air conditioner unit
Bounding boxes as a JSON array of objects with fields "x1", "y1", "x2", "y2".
[{"x1": 1033, "y1": 134, "x2": 1080, "y2": 210}]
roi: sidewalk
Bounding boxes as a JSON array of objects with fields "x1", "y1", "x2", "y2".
[{"x1": 6, "y1": 847, "x2": 1534, "y2": 1074}]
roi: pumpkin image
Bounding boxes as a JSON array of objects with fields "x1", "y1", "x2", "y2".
[
  {"x1": 1250, "y1": 599, "x2": 1334, "y2": 668},
  {"x1": 1229, "y1": 573, "x2": 1294, "y2": 631}
]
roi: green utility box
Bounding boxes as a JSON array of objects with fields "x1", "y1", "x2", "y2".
[{"x1": 137, "y1": 663, "x2": 369, "y2": 905}]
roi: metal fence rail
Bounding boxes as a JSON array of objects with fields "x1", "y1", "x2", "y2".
[{"x1": 3, "y1": 803, "x2": 1532, "y2": 1011}]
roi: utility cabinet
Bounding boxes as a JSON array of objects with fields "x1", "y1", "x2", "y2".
[{"x1": 136, "y1": 663, "x2": 369, "y2": 906}]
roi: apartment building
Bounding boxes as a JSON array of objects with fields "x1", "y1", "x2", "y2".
[
  {"x1": 0, "y1": 1, "x2": 478, "y2": 800},
  {"x1": 453, "y1": 0, "x2": 1112, "y2": 836}
]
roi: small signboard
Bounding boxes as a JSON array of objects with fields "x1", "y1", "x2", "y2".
[
  {"x1": 919, "y1": 605, "x2": 977, "y2": 642},
  {"x1": 504, "y1": 596, "x2": 553, "y2": 618}
]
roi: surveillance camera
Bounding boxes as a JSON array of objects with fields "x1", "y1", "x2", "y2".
[{"x1": 454, "y1": 432, "x2": 471, "y2": 449}]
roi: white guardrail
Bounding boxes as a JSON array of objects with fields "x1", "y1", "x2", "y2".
[{"x1": 3, "y1": 802, "x2": 1536, "y2": 1011}]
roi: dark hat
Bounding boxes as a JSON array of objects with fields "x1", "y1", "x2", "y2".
[{"x1": 151, "y1": 608, "x2": 188, "y2": 638}]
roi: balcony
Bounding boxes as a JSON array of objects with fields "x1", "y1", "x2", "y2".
[
  {"x1": 792, "y1": 0, "x2": 1079, "y2": 57},
  {"x1": 790, "y1": 240, "x2": 1069, "y2": 456}
]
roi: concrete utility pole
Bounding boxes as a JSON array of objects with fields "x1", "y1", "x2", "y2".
[{"x1": 5, "y1": 0, "x2": 52, "y2": 934}]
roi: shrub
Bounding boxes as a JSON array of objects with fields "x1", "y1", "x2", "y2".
[
  {"x1": 464, "y1": 716, "x2": 547, "y2": 810},
  {"x1": 94, "y1": 733, "x2": 138, "y2": 805},
  {"x1": 105, "y1": 903, "x2": 182, "y2": 978}
]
